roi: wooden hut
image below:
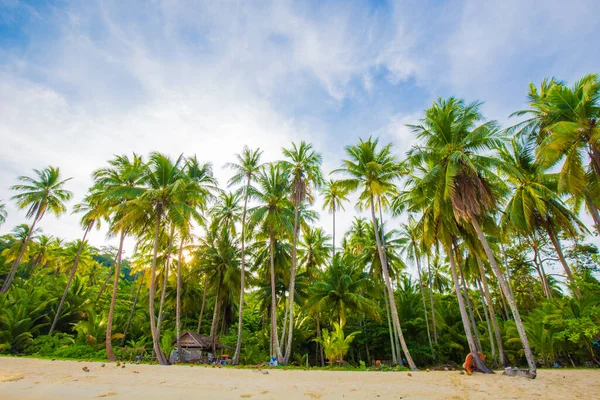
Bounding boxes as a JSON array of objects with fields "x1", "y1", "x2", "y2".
[{"x1": 169, "y1": 331, "x2": 226, "y2": 363}]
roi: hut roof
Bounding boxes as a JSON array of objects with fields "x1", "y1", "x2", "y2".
[{"x1": 172, "y1": 331, "x2": 226, "y2": 350}]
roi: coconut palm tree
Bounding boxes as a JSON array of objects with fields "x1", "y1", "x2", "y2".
[
  {"x1": 406, "y1": 97, "x2": 536, "y2": 377},
  {"x1": 281, "y1": 141, "x2": 323, "y2": 364},
  {"x1": 225, "y1": 146, "x2": 264, "y2": 365},
  {"x1": 247, "y1": 163, "x2": 294, "y2": 363},
  {"x1": 499, "y1": 138, "x2": 587, "y2": 297},
  {"x1": 2, "y1": 166, "x2": 72, "y2": 294},
  {"x1": 321, "y1": 179, "x2": 349, "y2": 258},
  {"x1": 299, "y1": 227, "x2": 332, "y2": 279},
  {"x1": 334, "y1": 137, "x2": 417, "y2": 371}
]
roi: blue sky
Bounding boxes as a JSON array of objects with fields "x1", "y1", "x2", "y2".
[{"x1": 1, "y1": 0, "x2": 599, "y2": 259}]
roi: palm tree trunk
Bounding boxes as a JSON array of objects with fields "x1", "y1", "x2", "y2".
[
  {"x1": 476, "y1": 279, "x2": 496, "y2": 365},
  {"x1": 1, "y1": 210, "x2": 42, "y2": 294},
  {"x1": 469, "y1": 215, "x2": 536, "y2": 377},
  {"x1": 269, "y1": 232, "x2": 283, "y2": 362},
  {"x1": 426, "y1": 255, "x2": 438, "y2": 345},
  {"x1": 531, "y1": 240, "x2": 552, "y2": 298},
  {"x1": 448, "y1": 243, "x2": 493, "y2": 374},
  {"x1": 157, "y1": 226, "x2": 175, "y2": 338},
  {"x1": 369, "y1": 195, "x2": 416, "y2": 371},
  {"x1": 316, "y1": 314, "x2": 324, "y2": 366},
  {"x1": 197, "y1": 274, "x2": 208, "y2": 333},
  {"x1": 545, "y1": 223, "x2": 581, "y2": 298},
  {"x1": 96, "y1": 258, "x2": 117, "y2": 301},
  {"x1": 176, "y1": 236, "x2": 184, "y2": 363},
  {"x1": 476, "y1": 256, "x2": 507, "y2": 366},
  {"x1": 121, "y1": 279, "x2": 143, "y2": 346},
  {"x1": 332, "y1": 207, "x2": 336, "y2": 258},
  {"x1": 106, "y1": 229, "x2": 127, "y2": 361},
  {"x1": 459, "y1": 262, "x2": 483, "y2": 352},
  {"x1": 210, "y1": 273, "x2": 222, "y2": 356},
  {"x1": 415, "y1": 252, "x2": 434, "y2": 357},
  {"x1": 383, "y1": 284, "x2": 398, "y2": 365},
  {"x1": 50, "y1": 224, "x2": 92, "y2": 334},
  {"x1": 232, "y1": 178, "x2": 251, "y2": 365},
  {"x1": 585, "y1": 195, "x2": 600, "y2": 237},
  {"x1": 283, "y1": 192, "x2": 301, "y2": 364},
  {"x1": 148, "y1": 208, "x2": 169, "y2": 365}
]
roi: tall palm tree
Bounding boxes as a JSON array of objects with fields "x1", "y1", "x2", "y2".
[
  {"x1": 321, "y1": 179, "x2": 349, "y2": 258},
  {"x1": 298, "y1": 227, "x2": 332, "y2": 279},
  {"x1": 335, "y1": 137, "x2": 417, "y2": 371},
  {"x1": 281, "y1": 141, "x2": 323, "y2": 364},
  {"x1": 499, "y1": 138, "x2": 586, "y2": 297},
  {"x1": 2, "y1": 166, "x2": 72, "y2": 294},
  {"x1": 50, "y1": 194, "x2": 104, "y2": 333},
  {"x1": 406, "y1": 97, "x2": 536, "y2": 377},
  {"x1": 225, "y1": 146, "x2": 264, "y2": 365},
  {"x1": 247, "y1": 163, "x2": 294, "y2": 363}
]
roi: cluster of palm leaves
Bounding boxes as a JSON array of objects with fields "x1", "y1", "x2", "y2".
[{"x1": 1, "y1": 74, "x2": 599, "y2": 372}]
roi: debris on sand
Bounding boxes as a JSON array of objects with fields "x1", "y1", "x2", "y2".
[
  {"x1": 82, "y1": 366, "x2": 90, "y2": 372},
  {"x1": 101, "y1": 364, "x2": 105, "y2": 367},
  {"x1": 261, "y1": 371, "x2": 269, "y2": 375},
  {"x1": 407, "y1": 373, "x2": 412, "y2": 377}
]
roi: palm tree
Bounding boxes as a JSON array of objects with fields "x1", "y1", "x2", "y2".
[
  {"x1": 512, "y1": 75, "x2": 600, "y2": 235},
  {"x1": 299, "y1": 227, "x2": 332, "y2": 279},
  {"x1": 50, "y1": 194, "x2": 104, "y2": 333},
  {"x1": 92, "y1": 154, "x2": 146, "y2": 360},
  {"x1": 0, "y1": 200, "x2": 7, "y2": 227},
  {"x1": 321, "y1": 179, "x2": 349, "y2": 258},
  {"x1": 335, "y1": 137, "x2": 417, "y2": 371},
  {"x1": 2, "y1": 166, "x2": 72, "y2": 294},
  {"x1": 281, "y1": 141, "x2": 323, "y2": 364},
  {"x1": 406, "y1": 97, "x2": 536, "y2": 377},
  {"x1": 225, "y1": 146, "x2": 264, "y2": 365},
  {"x1": 499, "y1": 138, "x2": 586, "y2": 297},
  {"x1": 247, "y1": 163, "x2": 294, "y2": 363}
]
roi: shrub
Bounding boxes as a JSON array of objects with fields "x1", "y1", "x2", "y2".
[{"x1": 23, "y1": 334, "x2": 75, "y2": 356}]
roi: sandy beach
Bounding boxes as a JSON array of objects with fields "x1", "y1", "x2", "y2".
[{"x1": 0, "y1": 357, "x2": 598, "y2": 400}]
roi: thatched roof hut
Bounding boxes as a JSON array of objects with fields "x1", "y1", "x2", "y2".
[{"x1": 171, "y1": 331, "x2": 226, "y2": 350}]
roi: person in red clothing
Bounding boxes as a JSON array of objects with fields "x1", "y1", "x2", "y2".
[{"x1": 463, "y1": 352, "x2": 486, "y2": 375}]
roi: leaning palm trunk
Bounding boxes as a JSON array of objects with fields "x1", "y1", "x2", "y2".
[
  {"x1": 459, "y1": 263, "x2": 483, "y2": 352},
  {"x1": 476, "y1": 256, "x2": 507, "y2": 366},
  {"x1": 476, "y1": 279, "x2": 496, "y2": 365},
  {"x1": 232, "y1": 179, "x2": 251, "y2": 365},
  {"x1": 1, "y1": 209, "x2": 42, "y2": 294},
  {"x1": 469, "y1": 215, "x2": 536, "y2": 377},
  {"x1": 544, "y1": 223, "x2": 581, "y2": 298},
  {"x1": 149, "y1": 209, "x2": 169, "y2": 365},
  {"x1": 369, "y1": 195, "x2": 417, "y2": 370},
  {"x1": 50, "y1": 224, "x2": 93, "y2": 334},
  {"x1": 197, "y1": 274, "x2": 208, "y2": 333},
  {"x1": 448, "y1": 243, "x2": 493, "y2": 374},
  {"x1": 383, "y1": 284, "x2": 398, "y2": 365},
  {"x1": 283, "y1": 192, "x2": 301, "y2": 364},
  {"x1": 96, "y1": 257, "x2": 117, "y2": 301},
  {"x1": 106, "y1": 229, "x2": 127, "y2": 361},
  {"x1": 121, "y1": 279, "x2": 143, "y2": 346},
  {"x1": 176, "y1": 236, "x2": 184, "y2": 363},
  {"x1": 269, "y1": 232, "x2": 284, "y2": 362}
]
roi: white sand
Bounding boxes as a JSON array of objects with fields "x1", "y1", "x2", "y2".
[{"x1": 1, "y1": 357, "x2": 598, "y2": 399}]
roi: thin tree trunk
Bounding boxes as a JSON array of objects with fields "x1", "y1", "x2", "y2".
[
  {"x1": 280, "y1": 297, "x2": 288, "y2": 350},
  {"x1": 121, "y1": 279, "x2": 143, "y2": 346},
  {"x1": 197, "y1": 274, "x2": 208, "y2": 333},
  {"x1": 283, "y1": 190, "x2": 301, "y2": 364},
  {"x1": 106, "y1": 229, "x2": 127, "y2": 361},
  {"x1": 531, "y1": 241, "x2": 552, "y2": 299},
  {"x1": 460, "y1": 262, "x2": 483, "y2": 352},
  {"x1": 1, "y1": 210, "x2": 41, "y2": 294},
  {"x1": 50, "y1": 224, "x2": 92, "y2": 334},
  {"x1": 176, "y1": 236, "x2": 184, "y2": 363},
  {"x1": 369, "y1": 195, "x2": 416, "y2": 371},
  {"x1": 414, "y1": 251, "x2": 434, "y2": 357},
  {"x1": 585, "y1": 195, "x2": 600, "y2": 237},
  {"x1": 426, "y1": 255, "x2": 438, "y2": 345},
  {"x1": 149, "y1": 208, "x2": 169, "y2": 365},
  {"x1": 476, "y1": 255, "x2": 507, "y2": 366},
  {"x1": 545, "y1": 223, "x2": 581, "y2": 298},
  {"x1": 316, "y1": 314, "x2": 324, "y2": 366},
  {"x1": 477, "y1": 279, "x2": 496, "y2": 366},
  {"x1": 332, "y1": 207, "x2": 336, "y2": 258},
  {"x1": 448, "y1": 243, "x2": 493, "y2": 374},
  {"x1": 210, "y1": 274, "x2": 222, "y2": 356},
  {"x1": 157, "y1": 226, "x2": 175, "y2": 338},
  {"x1": 383, "y1": 284, "x2": 398, "y2": 366},
  {"x1": 470, "y1": 215, "x2": 535, "y2": 377},
  {"x1": 232, "y1": 178, "x2": 251, "y2": 365},
  {"x1": 269, "y1": 232, "x2": 283, "y2": 362}
]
